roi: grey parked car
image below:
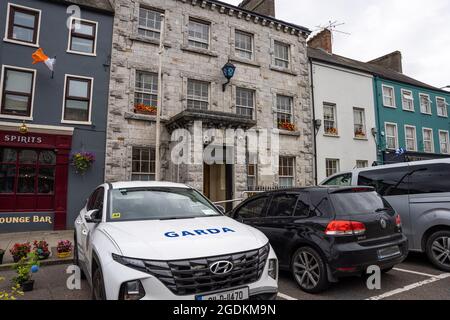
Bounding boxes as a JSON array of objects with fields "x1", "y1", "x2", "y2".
[{"x1": 321, "y1": 159, "x2": 450, "y2": 271}]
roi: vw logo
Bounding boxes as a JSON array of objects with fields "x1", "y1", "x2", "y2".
[
  {"x1": 380, "y1": 218, "x2": 387, "y2": 229},
  {"x1": 209, "y1": 261, "x2": 234, "y2": 275}
]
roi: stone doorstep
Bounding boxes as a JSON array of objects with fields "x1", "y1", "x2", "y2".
[{"x1": 0, "y1": 230, "x2": 74, "y2": 266}]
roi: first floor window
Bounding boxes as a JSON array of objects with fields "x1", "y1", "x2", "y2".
[
  {"x1": 131, "y1": 147, "x2": 155, "y2": 181},
  {"x1": 187, "y1": 79, "x2": 209, "y2": 110},
  {"x1": 6, "y1": 4, "x2": 40, "y2": 45},
  {"x1": 439, "y1": 131, "x2": 449, "y2": 154},
  {"x1": 1, "y1": 67, "x2": 35, "y2": 117},
  {"x1": 385, "y1": 123, "x2": 398, "y2": 150},
  {"x1": 353, "y1": 108, "x2": 366, "y2": 138},
  {"x1": 138, "y1": 7, "x2": 162, "y2": 40},
  {"x1": 235, "y1": 30, "x2": 253, "y2": 60},
  {"x1": 188, "y1": 19, "x2": 210, "y2": 49},
  {"x1": 134, "y1": 71, "x2": 158, "y2": 109},
  {"x1": 420, "y1": 94, "x2": 432, "y2": 114},
  {"x1": 273, "y1": 41, "x2": 290, "y2": 69},
  {"x1": 401, "y1": 89, "x2": 414, "y2": 111},
  {"x1": 276, "y1": 95, "x2": 293, "y2": 127},
  {"x1": 382, "y1": 85, "x2": 395, "y2": 107},
  {"x1": 279, "y1": 157, "x2": 294, "y2": 187},
  {"x1": 405, "y1": 126, "x2": 417, "y2": 151},
  {"x1": 437, "y1": 97, "x2": 448, "y2": 117},
  {"x1": 236, "y1": 87, "x2": 254, "y2": 119},
  {"x1": 326, "y1": 159, "x2": 340, "y2": 177},
  {"x1": 68, "y1": 18, "x2": 97, "y2": 54},
  {"x1": 63, "y1": 76, "x2": 92, "y2": 122},
  {"x1": 423, "y1": 128, "x2": 434, "y2": 153},
  {"x1": 356, "y1": 160, "x2": 368, "y2": 168},
  {"x1": 323, "y1": 103, "x2": 338, "y2": 135}
]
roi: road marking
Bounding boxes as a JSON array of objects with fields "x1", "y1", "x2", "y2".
[
  {"x1": 277, "y1": 292, "x2": 298, "y2": 300},
  {"x1": 393, "y1": 267, "x2": 437, "y2": 278},
  {"x1": 366, "y1": 273, "x2": 450, "y2": 300}
]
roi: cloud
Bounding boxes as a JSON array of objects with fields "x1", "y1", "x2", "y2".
[{"x1": 224, "y1": 0, "x2": 450, "y2": 88}]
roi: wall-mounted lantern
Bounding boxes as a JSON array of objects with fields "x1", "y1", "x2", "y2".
[{"x1": 222, "y1": 61, "x2": 236, "y2": 92}]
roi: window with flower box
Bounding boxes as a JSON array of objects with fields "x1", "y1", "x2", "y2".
[
  {"x1": 353, "y1": 108, "x2": 366, "y2": 138},
  {"x1": 323, "y1": 103, "x2": 338, "y2": 136},
  {"x1": 134, "y1": 71, "x2": 158, "y2": 115},
  {"x1": 276, "y1": 95, "x2": 294, "y2": 131},
  {"x1": 131, "y1": 147, "x2": 155, "y2": 181}
]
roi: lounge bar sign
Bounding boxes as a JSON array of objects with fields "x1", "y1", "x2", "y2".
[{"x1": 0, "y1": 213, "x2": 54, "y2": 233}]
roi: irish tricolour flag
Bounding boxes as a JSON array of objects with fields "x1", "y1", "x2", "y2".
[{"x1": 32, "y1": 48, "x2": 56, "y2": 72}]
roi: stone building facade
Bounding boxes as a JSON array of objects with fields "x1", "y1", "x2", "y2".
[{"x1": 105, "y1": 0, "x2": 313, "y2": 203}]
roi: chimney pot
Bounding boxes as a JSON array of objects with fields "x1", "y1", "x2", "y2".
[{"x1": 307, "y1": 29, "x2": 332, "y2": 54}]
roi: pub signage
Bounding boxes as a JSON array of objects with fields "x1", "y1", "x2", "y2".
[{"x1": 3, "y1": 134, "x2": 43, "y2": 144}]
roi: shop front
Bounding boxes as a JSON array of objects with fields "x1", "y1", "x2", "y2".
[{"x1": 0, "y1": 125, "x2": 73, "y2": 232}]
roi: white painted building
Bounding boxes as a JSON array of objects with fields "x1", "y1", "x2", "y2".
[{"x1": 308, "y1": 45, "x2": 378, "y2": 183}]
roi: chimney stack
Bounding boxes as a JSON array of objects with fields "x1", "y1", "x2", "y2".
[
  {"x1": 238, "y1": 0, "x2": 275, "y2": 17},
  {"x1": 307, "y1": 29, "x2": 332, "y2": 54},
  {"x1": 368, "y1": 51, "x2": 403, "y2": 73}
]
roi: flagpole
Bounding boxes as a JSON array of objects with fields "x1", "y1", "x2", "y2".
[{"x1": 155, "y1": 14, "x2": 165, "y2": 181}]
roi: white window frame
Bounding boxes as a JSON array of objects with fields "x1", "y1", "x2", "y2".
[
  {"x1": 61, "y1": 74, "x2": 94, "y2": 125},
  {"x1": 137, "y1": 6, "x2": 163, "y2": 41},
  {"x1": 422, "y1": 127, "x2": 434, "y2": 153},
  {"x1": 131, "y1": 146, "x2": 156, "y2": 181},
  {"x1": 385, "y1": 122, "x2": 399, "y2": 150},
  {"x1": 134, "y1": 70, "x2": 158, "y2": 108},
  {"x1": 419, "y1": 93, "x2": 432, "y2": 115},
  {"x1": 279, "y1": 156, "x2": 295, "y2": 187},
  {"x1": 273, "y1": 41, "x2": 290, "y2": 69},
  {"x1": 353, "y1": 107, "x2": 366, "y2": 138},
  {"x1": 401, "y1": 89, "x2": 414, "y2": 112},
  {"x1": 436, "y1": 97, "x2": 448, "y2": 117},
  {"x1": 276, "y1": 94, "x2": 293, "y2": 126},
  {"x1": 235, "y1": 87, "x2": 255, "y2": 119},
  {"x1": 439, "y1": 130, "x2": 450, "y2": 154},
  {"x1": 404, "y1": 125, "x2": 417, "y2": 151},
  {"x1": 234, "y1": 30, "x2": 254, "y2": 61},
  {"x1": 3, "y1": 3, "x2": 41, "y2": 48},
  {"x1": 356, "y1": 160, "x2": 369, "y2": 168},
  {"x1": 0, "y1": 64, "x2": 36, "y2": 121},
  {"x1": 382, "y1": 85, "x2": 396, "y2": 108},
  {"x1": 186, "y1": 79, "x2": 210, "y2": 110},
  {"x1": 187, "y1": 18, "x2": 210, "y2": 50},
  {"x1": 66, "y1": 17, "x2": 98, "y2": 57},
  {"x1": 325, "y1": 158, "x2": 340, "y2": 178},
  {"x1": 323, "y1": 103, "x2": 338, "y2": 136}
]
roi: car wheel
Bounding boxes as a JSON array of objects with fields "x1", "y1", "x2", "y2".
[
  {"x1": 291, "y1": 247, "x2": 329, "y2": 294},
  {"x1": 73, "y1": 233, "x2": 86, "y2": 279},
  {"x1": 92, "y1": 267, "x2": 106, "y2": 300},
  {"x1": 426, "y1": 230, "x2": 450, "y2": 272}
]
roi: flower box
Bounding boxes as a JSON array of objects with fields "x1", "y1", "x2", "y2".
[
  {"x1": 325, "y1": 127, "x2": 338, "y2": 136},
  {"x1": 134, "y1": 103, "x2": 157, "y2": 116},
  {"x1": 278, "y1": 121, "x2": 296, "y2": 132}
]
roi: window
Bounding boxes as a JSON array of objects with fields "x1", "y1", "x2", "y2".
[
  {"x1": 131, "y1": 147, "x2": 155, "y2": 181},
  {"x1": 293, "y1": 194, "x2": 310, "y2": 217},
  {"x1": 353, "y1": 108, "x2": 366, "y2": 138},
  {"x1": 138, "y1": 7, "x2": 162, "y2": 40},
  {"x1": 325, "y1": 159, "x2": 340, "y2": 177},
  {"x1": 420, "y1": 94, "x2": 432, "y2": 114},
  {"x1": 385, "y1": 123, "x2": 398, "y2": 150},
  {"x1": 436, "y1": 97, "x2": 448, "y2": 117},
  {"x1": 408, "y1": 164, "x2": 450, "y2": 194},
  {"x1": 5, "y1": 4, "x2": 40, "y2": 45},
  {"x1": 87, "y1": 187, "x2": 104, "y2": 219},
  {"x1": 235, "y1": 30, "x2": 253, "y2": 60},
  {"x1": 187, "y1": 80, "x2": 209, "y2": 110},
  {"x1": 357, "y1": 167, "x2": 410, "y2": 196},
  {"x1": 322, "y1": 173, "x2": 352, "y2": 186},
  {"x1": 423, "y1": 128, "x2": 434, "y2": 153},
  {"x1": 439, "y1": 130, "x2": 449, "y2": 154},
  {"x1": 382, "y1": 85, "x2": 395, "y2": 108},
  {"x1": 401, "y1": 89, "x2": 414, "y2": 111},
  {"x1": 135, "y1": 71, "x2": 158, "y2": 109},
  {"x1": 267, "y1": 194, "x2": 298, "y2": 217},
  {"x1": 247, "y1": 163, "x2": 257, "y2": 190},
  {"x1": 279, "y1": 157, "x2": 294, "y2": 187},
  {"x1": 273, "y1": 41, "x2": 290, "y2": 69},
  {"x1": 1, "y1": 148, "x2": 55, "y2": 197},
  {"x1": 356, "y1": 160, "x2": 369, "y2": 168},
  {"x1": 405, "y1": 126, "x2": 417, "y2": 151},
  {"x1": 236, "y1": 196, "x2": 268, "y2": 219},
  {"x1": 323, "y1": 103, "x2": 338, "y2": 135},
  {"x1": 276, "y1": 95, "x2": 293, "y2": 127},
  {"x1": 1, "y1": 66, "x2": 35, "y2": 118},
  {"x1": 236, "y1": 88, "x2": 254, "y2": 119},
  {"x1": 62, "y1": 76, "x2": 93, "y2": 123},
  {"x1": 68, "y1": 18, "x2": 97, "y2": 55},
  {"x1": 188, "y1": 19, "x2": 210, "y2": 49}
]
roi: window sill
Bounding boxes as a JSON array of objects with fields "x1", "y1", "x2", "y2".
[
  {"x1": 0, "y1": 114, "x2": 33, "y2": 121},
  {"x1": 421, "y1": 112, "x2": 432, "y2": 116},
  {"x1": 437, "y1": 114, "x2": 449, "y2": 118},
  {"x1": 269, "y1": 65, "x2": 297, "y2": 76},
  {"x1": 279, "y1": 130, "x2": 301, "y2": 137},
  {"x1": 124, "y1": 111, "x2": 168, "y2": 122},
  {"x1": 66, "y1": 50, "x2": 96, "y2": 57},
  {"x1": 3, "y1": 38, "x2": 39, "y2": 48},
  {"x1": 383, "y1": 105, "x2": 397, "y2": 109},
  {"x1": 130, "y1": 35, "x2": 172, "y2": 48},
  {"x1": 323, "y1": 134, "x2": 340, "y2": 138},
  {"x1": 181, "y1": 45, "x2": 218, "y2": 58},
  {"x1": 402, "y1": 108, "x2": 415, "y2": 112},
  {"x1": 229, "y1": 56, "x2": 261, "y2": 68},
  {"x1": 354, "y1": 136, "x2": 368, "y2": 141},
  {"x1": 61, "y1": 120, "x2": 92, "y2": 126}
]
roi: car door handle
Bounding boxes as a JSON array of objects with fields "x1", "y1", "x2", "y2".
[{"x1": 81, "y1": 229, "x2": 89, "y2": 236}]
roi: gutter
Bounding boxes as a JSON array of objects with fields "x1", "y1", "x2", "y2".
[{"x1": 309, "y1": 58, "x2": 318, "y2": 185}]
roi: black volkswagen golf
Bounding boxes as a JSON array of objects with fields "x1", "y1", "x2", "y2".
[{"x1": 230, "y1": 186, "x2": 408, "y2": 293}]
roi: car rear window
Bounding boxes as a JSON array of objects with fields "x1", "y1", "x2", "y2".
[{"x1": 330, "y1": 191, "x2": 393, "y2": 216}]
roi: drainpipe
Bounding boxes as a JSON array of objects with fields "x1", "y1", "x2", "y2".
[
  {"x1": 309, "y1": 58, "x2": 318, "y2": 185},
  {"x1": 373, "y1": 76, "x2": 383, "y2": 165}
]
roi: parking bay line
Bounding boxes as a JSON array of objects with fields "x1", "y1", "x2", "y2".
[
  {"x1": 393, "y1": 267, "x2": 437, "y2": 278},
  {"x1": 366, "y1": 273, "x2": 450, "y2": 300},
  {"x1": 277, "y1": 292, "x2": 298, "y2": 300}
]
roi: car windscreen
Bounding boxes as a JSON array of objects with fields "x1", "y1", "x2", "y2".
[
  {"x1": 330, "y1": 191, "x2": 394, "y2": 216},
  {"x1": 108, "y1": 187, "x2": 221, "y2": 221}
]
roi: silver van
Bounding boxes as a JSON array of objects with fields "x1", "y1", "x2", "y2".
[{"x1": 321, "y1": 159, "x2": 450, "y2": 272}]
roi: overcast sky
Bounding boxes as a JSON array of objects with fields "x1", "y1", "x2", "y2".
[{"x1": 225, "y1": 0, "x2": 450, "y2": 88}]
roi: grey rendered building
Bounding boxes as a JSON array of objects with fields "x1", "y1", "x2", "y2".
[{"x1": 0, "y1": 0, "x2": 114, "y2": 232}]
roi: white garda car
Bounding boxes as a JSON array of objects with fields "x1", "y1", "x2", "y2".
[{"x1": 74, "y1": 181, "x2": 278, "y2": 300}]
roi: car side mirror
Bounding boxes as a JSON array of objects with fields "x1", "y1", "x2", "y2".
[
  {"x1": 85, "y1": 209, "x2": 101, "y2": 223},
  {"x1": 215, "y1": 205, "x2": 226, "y2": 214}
]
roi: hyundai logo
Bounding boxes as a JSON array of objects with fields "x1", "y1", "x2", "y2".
[
  {"x1": 380, "y1": 218, "x2": 387, "y2": 229},
  {"x1": 209, "y1": 261, "x2": 234, "y2": 275}
]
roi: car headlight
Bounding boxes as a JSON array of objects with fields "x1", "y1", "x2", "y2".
[
  {"x1": 268, "y1": 258, "x2": 278, "y2": 280},
  {"x1": 112, "y1": 253, "x2": 147, "y2": 273}
]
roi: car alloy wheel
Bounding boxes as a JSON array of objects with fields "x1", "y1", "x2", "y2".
[
  {"x1": 92, "y1": 268, "x2": 106, "y2": 300},
  {"x1": 431, "y1": 236, "x2": 450, "y2": 268},
  {"x1": 291, "y1": 247, "x2": 328, "y2": 293}
]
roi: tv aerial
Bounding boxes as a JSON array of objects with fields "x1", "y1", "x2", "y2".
[{"x1": 309, "y1": 20, "x2": 351, "y2": 45}]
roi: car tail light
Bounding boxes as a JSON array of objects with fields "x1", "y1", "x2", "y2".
[
  {"x1": 325, "y1": 220, "x2": 366, "y2": 236},
  {"x1": 395, "y1": 214, "x2": 402, "y2": 228}
]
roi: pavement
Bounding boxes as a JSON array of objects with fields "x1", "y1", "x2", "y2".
[{"x1": 0, "y1": 251, "x2": 448, "y2": 300}]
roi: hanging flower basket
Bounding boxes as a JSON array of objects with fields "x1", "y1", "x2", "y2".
[
  {"x1": 71, "y1": 152, "x2": 95, "y2": 175},
  {"x1": 278, "y1": 121, "x2": 296, "y2": 132},
  {"x1": 134, "y1": 103, "x2": 157, "y2": 116}
]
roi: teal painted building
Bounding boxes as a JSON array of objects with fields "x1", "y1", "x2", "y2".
[{"x1": 373, "y1": 76, "x2": 450, "y2": 164}]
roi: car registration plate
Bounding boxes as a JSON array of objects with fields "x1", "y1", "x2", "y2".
[
  {"x1": 378, "y1": 245, "x2": 401, "y2": 260},
  {"x1": 196, "y1": 287, "x2": 249, "y2": 301}
]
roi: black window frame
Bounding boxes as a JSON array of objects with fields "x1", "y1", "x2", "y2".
[
  {"x1": 7, "y1": 4, "x2": 40, "y2": 45},
  {"x1": 234, "y1": 195, "x2": 269, "y2": 220},
  {"x1": 1, "y1": 67, "x2": 35, "y2": 117},
  {"x1": 68, "y1": 18, "x2": 97, "y2": 55}
]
